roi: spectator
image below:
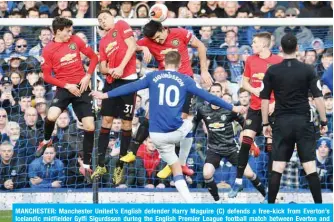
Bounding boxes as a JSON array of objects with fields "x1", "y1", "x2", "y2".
[
  {"x1": 0, "y1": 77, "x2": 16, "y2": 115},
  {"x1": 199, "y1": 26, "x2": 214, "y2": 48},
  {"x1": 27, "y1": 7, "x2": 39, "y2": 18},
  {"x1": 274, "y1": 5, "x2": 286, "y2": 18},
  {"x1": 22, "y1": 70, "x2": 40, "y2": 93},
  {"x1": 224, "y1": 46, "x2": 244, "y2": 84},
  {"x1": 312, "y1": 38, "x2": 325, "y2": 57},
  {"x1": 32, "y1": 80, "x2": 46, "y2": 100},
  {"x1": 60, "y1": 8, "x2": 73, "y2": 18},
  {"x1": 125, "y1": 137, "x2": 166, "y2": 188},
  {"x1": 8, "y1": 11, "x2": 23, "y2": 18},
  {"x1": 29, "y1": 27, "x2": 52, "y2": 62},
  {"x1": 75, "y1": 1, "x2": 89, "y2": 18},
  {"x1": 3, "y1": 32, "x2": 14, "y2": 55},
  {"x1": 132, "y1": 116, "x2": 140, "y2": 136},
  {"x1": 28, "y1": 146, "x2": 65, "y2": 188},
  {"x1": 305, "y1": 49, "x2": 317, "y2": 66},
  {"x1": 0, "y1": 39, "x2": 5, "y2": 57},
  {"x1": 213, "y1": 66, "x2": 239, "y2": 102},
  {"x1": 219, "y1": 30, "x2": 238, "y2": 49},
  {"x1": 202, "y1": 1, "x2": 225, "y2": 18},
  {"x1": 3, "y1": 53, "x2": 26, "y2": 73},
  {"x1": 134, "y1": 2, "x2": 149, "y2": 18},
  {"x1": 9, "y1": 70, "x2": 24, "y2": 95},
  {"x1": 21, "y1": 107, "x2": 42, "y2": 146},
  {"x1": 236, "y1": 6, "x2": 249, "y2": 18},
  {"x1": 14, "y1": 38, "x2": 28, "y2": 55},
  {"x1": 316, "y1": 137, "x2": 333, "y2": 190},
  {"x1": 6, "y1": 121, "x2": 35, "y2": 164},
  {"x1": 260, "y1": 1, "x2": 277, "y2": 18},
  {"x1": 9, "y1": 25, "x2": 22, "y2": 39},
  {"x1": 39, "y1": 5, "x2": 50, "y2": 18},
  {"x1": 111, "y1": 118, "x2": 122, "y2": 132},
  {"x1": 0, "y1": 108, "x2": 8, "y2": 137},
  {"x1": 0, "y1": 141, "x2": 27, "y2": 190},
  {"x1": 178, "y1": 6, "x2": 192, "y2": 18},
  {"x1": 18, "y1": 1, "x2": 37, "y2": 17},
  {"x1": 300, "y1": 1, "x2": 332, "y2": 18},
  {"x1": 0, "y1": 1, "x2": 9, "y2": 19},
  {"x1": 280, "y1": 148, "x2": 301, "y2": 189},
  {"x1": 51, "y1": 1, "x2": 69, "y2": 18},
  {"x1": 324, "y1": 93, "x2": 333, "y2": 136},
  {"x1": 239, "y1": 45, "x2": 252, "y2": 63},
  {"x1": 35, "y1": 97, "x2": 47, "y2": 120},
  {"x1": 273, "y1": 8, "x2": 314, "y2": 48},
  {"x1": 223, "y1": 1, "x2": 238, "y2": 18},
  {"x1": 118, "y1": 1, "x2": 134, "y2": 18},
  {"x1": 187, "y1": 1, "x2": 202, "y2": 18}
]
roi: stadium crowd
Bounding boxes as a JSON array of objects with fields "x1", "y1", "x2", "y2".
[{"x1": 0, "y1": 1, "x2": 332, "y2": 192}]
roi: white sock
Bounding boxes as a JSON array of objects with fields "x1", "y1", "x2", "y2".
[
  {"x1": 174, "y1": 177, "x2": 194, "y2": 203},
  {"x1": 235, "y1": 178, "x2": 243, "y2": 185},
  {"x1": 179, "y1": 137, "x2": 193, "y2": 166},
  {"x1": 83, "y1": 164, "x2": 90, "y2": 169}
]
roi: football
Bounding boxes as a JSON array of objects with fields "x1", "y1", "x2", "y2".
[{"x1": 149, "y1": 3, "x2": 168, "y2": 22}]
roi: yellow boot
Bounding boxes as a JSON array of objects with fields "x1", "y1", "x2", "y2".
[{"x1": 157, "y1": 165, "x2": 172, "y2": 179}]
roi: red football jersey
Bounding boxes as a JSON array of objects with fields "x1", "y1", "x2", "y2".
[
  {"x1": 137, "y1": 28, "x2": 193, "y2": 76},
  {"x1": 244, "y1": 54, "x2": 283, "y2": 110},
  {"x1": 99, "y1": 20, "x2": 136, "y2": 83},
  {"x1": 41, "y1": 35, "x2": 98, "y2": 88}
]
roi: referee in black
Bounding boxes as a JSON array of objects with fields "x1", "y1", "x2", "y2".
[{"x1": 260, "y1": 33, "x2": 328, "y2": 204}]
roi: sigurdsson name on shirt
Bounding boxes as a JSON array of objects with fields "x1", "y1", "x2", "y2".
[{"x1": 153, "y1": 72, "x2": 185, "y2": 86}]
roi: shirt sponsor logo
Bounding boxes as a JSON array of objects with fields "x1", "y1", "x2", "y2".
[
  {"x1": 105, "y1": 41, "x2": 118, "y2": 54},
  {"x1": 252, "y1": 72, "x2": 265, "y2": 80},
  {"x1": 208, "y1": 122, "x2": 224, "y2": 129},
  {"x1": 60, "y1": 53, "x2": 77, "y2": 63}
]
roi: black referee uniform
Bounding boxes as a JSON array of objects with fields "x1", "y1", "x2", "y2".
[{"x1": 260, "y1": 33, "x2": 326, "y2": 203}]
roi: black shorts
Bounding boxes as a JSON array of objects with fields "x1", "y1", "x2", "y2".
[
  {"x1": 243, "y1": 108, "x2": 275, "y2": 135},
  {"x1": 272, "y1": 115, "x2": 316, "y2": 163},
  {"x1": 51, "y1": 88, "x2": 93, "y2": 121},
  {"x1": 100, "y1": 79, "x2": 136, "y2": 121},
  {"x1": 205, "y1": 149, "x2": 238, "y2": 168},
  {"x1": 182, "y1": 92, "x2": 193, "y2": 114}
]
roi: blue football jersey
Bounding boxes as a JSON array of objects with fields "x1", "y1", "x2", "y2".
[{"x1": 107, "y1": 70, "x2": 233, "y2": 133}]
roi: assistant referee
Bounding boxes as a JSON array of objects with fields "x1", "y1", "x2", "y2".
[{"x1": 260, "y1": 33, "x2": 328, "y2": 204}]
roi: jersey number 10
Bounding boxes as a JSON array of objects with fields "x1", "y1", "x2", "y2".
[{"x1": 158, "y1": 83, "x2": 180, "y2": 107}]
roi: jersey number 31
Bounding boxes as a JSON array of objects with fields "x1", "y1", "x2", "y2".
[{"x1": 158, "y1": 83, "x2": 180, "y2": 107}]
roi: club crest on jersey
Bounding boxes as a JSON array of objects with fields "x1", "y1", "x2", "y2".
[
  {"x1": 221, "y1": 114, "x2": 226, "y2": 121},
  {"x1": 52, "y1": 98, "x2": 59, "y2": 104},
  {"x1": 112, "y1": 31, "x2": 117, "y2": 37},
  {"x1": 172, "y1": 39, "x2": 179, "y2": 46},
  {"x1": 246, "y1": 119, "x2": 252, "y2": 125},
  {"x1": 69, "y1": 43, "x2": 77, "y2": 50}
]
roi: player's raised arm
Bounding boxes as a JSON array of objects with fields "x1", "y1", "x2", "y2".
[
  {"x1": 136, "y1": 44, "x2": 152, "y2": 64},
  {"x1": 189, "y1": 34, "x2": 212, "y2": 86},
  {"x1": 90, "y1": 77, "x2": 149, "y2": 100},
  {"x1": 186, "y1": 79, "x2": 247, "y2": 114}
]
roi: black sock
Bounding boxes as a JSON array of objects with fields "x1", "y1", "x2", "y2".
[
  {"x1": 44, "y1": 118, "x2": 56, "y2": 141},
  {"x1": 251, "y1": 175, "x2": 266, "y2": 197},
  {"x1": 268, "y1": 171, "x2": 282, "y2": 203},
  {"x1": 129, "y1": 118, "x2": 149, "y2": 154},
  {"x1": 120, "y1": 129, "x2": 132, "y2": 157},
  {"x1": 267, "y1": 150, "x2": 273, "y2": 185},
  {"x1": 97, "y1": 127, "x2": 111, "y2": 167},
  {"x1": 306, "y1": 172, "x2": 322, "y2": 203},
  {"x1": 175, "y1": 144, "x2": 180, "y2": 156},
  {"x1": 236, "y1": 136, "x2": 253, "y2": 178},
  {"x1": 205, "y1": 177, "x2": 219, "y2": 201},
  {"x1": 83, "y1": 130, "x2": 94, "y2": 165}
]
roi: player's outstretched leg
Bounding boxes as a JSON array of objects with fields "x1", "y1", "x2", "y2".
[
  {"x1": 82, "y1": 116, "x2": 95, "y2": 184},
  {"x1": 229, "y1": 130, "x2": 256, "y2": 198},
  {"x1": 112, "y1": 120, "x2": 132, "y2": 185},
  {"x1": 91, "y1": 116, "x2": 113, "y2": 179},
  {"x1": 120, "y1": 118, "x2": 149, "y2": 163},
  {"x1": 203, "y1": 163, "x2": 220, "y2": 202},
  {"x1": 36, "y1": 107, "x2": 62, "y2": 157},
  {"x1": 244, "y1": 165, "x2": 266, "y2": 197}
]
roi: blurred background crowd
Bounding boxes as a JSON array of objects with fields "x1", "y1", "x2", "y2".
[{"x1": 0, "y1": 1, "x2": 332, "y2": 193}]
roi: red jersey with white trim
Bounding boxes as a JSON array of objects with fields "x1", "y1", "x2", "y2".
[
  {"x1": 41, "y1": 35, "x2": 98, "y2": 88},
  {"x1": 243, "y1": 54, "x2": 283, "y2": 110},
  {"x1": 99, "y1": 20, "x2": 136, "y2": 83},
  {"x1": 137, "y1": 28, "x2": 193, "y2": 76}
]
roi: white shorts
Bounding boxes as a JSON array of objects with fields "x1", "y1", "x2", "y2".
[{"x1": 150, "y1": 120, "x2": 193, "y2": 165}]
